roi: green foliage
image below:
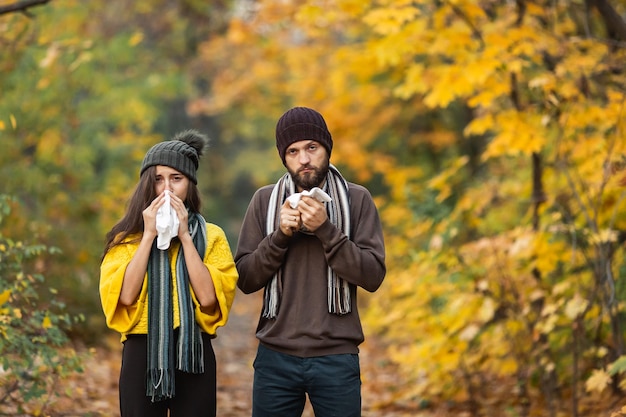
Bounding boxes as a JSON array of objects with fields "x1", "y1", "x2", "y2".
[
  {"x1": 0, "y1": 195, "x2": 84, "y2": 415},
  {"x1": 0, "y1": 0, "x2": 232, "y2": 340}
]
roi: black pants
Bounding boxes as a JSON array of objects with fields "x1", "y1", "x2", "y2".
[{"x1": 119, "y1": 333, "x2": 216, "y2": 417}]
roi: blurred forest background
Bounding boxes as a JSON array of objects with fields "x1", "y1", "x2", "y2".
[{"x1": 1, "y1": 0, "x2": 626, "y2": 416}]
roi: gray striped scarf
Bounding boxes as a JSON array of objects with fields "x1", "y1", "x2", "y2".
[
  {"x1": 264, "y1": 164, "x2": 351, "y2": 318},
  {"x1": 146, "y1": 211, "x2": 206, "y2": 402}
]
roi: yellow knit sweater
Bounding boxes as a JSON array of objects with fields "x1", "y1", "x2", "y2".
[{"x1": 99, "y1": 223, "x2": 238, "y2": 341}]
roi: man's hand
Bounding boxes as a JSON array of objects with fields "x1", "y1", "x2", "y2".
[
  {"x1": 297, "y1": 196, "x2": 328, "y2": 232},
  {"x1": 279, "y1": 200, "x2": 301, "y2": 236}
]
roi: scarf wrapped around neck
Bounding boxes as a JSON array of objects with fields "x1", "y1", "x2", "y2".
[
  {"x1": 264, "y1": 164, "x2": 351, "y2": 319},
  {"x1": 146, "y1": 211, "x2": 207, "y2": 402}
]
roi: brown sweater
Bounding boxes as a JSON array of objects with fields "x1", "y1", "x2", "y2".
[{"x1": 235, "y1": 182, "x2": 386, "y2": 357}]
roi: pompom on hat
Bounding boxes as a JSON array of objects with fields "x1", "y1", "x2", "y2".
[
  {"x1": 140, "y1": 129, "x2": 209, "y2": 184},
  {"x1": 275, "y1": 107, "x2": 333, "y2": 164}
]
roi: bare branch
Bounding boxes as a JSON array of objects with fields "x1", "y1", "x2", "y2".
[
  {"x1": 587, "y1": 0, "x2": 626, "y2": 41},
  {"x1": 0, "y1": 0, "x2": 51, "y2": 17}
]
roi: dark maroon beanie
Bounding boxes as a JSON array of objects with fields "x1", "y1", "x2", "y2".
[{"x1": 275, "y1": 107, "x2": 333, "y2": 164}]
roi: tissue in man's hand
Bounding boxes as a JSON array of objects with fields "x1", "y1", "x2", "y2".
[
  {"x1": 287, "y1": 187, "x2": 332, "y2": 209},
  {"x1": 155, "y1": 190, "x2": 179, "y2": 250}
]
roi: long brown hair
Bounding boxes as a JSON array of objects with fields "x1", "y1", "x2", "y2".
[{"x1": 102, "y1": 166, "x2": 202, "y2": 257}]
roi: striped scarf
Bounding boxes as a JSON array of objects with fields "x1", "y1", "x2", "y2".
[
  {"x1": 146, "y1": 211, "x2": 207, "y2": 402},
  {"x1": 264, "y1": 164, "x2": 351, "y2": 318}
]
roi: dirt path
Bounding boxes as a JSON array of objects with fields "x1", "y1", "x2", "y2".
[
  {"x1": 212, "y1": 291, "x2": 418, "y2": 416},
  {"x1": 67, "y1": 291, "x2": 420, "y2": 417}
]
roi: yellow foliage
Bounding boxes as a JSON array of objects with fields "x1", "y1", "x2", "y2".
[
  {"x1": 0, "y1": 289, "x2": 10, "y2": 306},
  {"x1": 585, "y1": 369, "x2": 611, "y2": 394},
  {"x1": 363, "y1": 5, "x2": 421, "y2": 35},
  {"x1": 483, "y1": 111, "x2": 547, "y2": 158},
  {"x1": 194, "y1": 0, "x2": 626, "y2": 411},
  {"x1": 427, "y1": 156, "x2": 468, "y2": 202},
  {"x1": 423, "y1": 65, "x2": 476, "y2": 108},
  {"x1": 128, "y1": 31, "x2": 144, "y2": 46},
  {"x1": 564, "y1": 294, "x2": 589, "y2": 320},
  {"x1": 37, "y1": 128, "x2": 64, "y2": 163}
]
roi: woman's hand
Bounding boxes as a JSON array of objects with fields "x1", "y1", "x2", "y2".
[
  {"x1": 142, "y1": 192, "x2": 166, "y2": 239},
  {"x1": 169, "y1": 192, "x2": 190, "y2": 237}
]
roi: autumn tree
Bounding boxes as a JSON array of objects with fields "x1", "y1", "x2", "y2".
[
  {"x1": 190, "y1": 0, "x2": 626, "y2": 415},
  {"x1": 0, "y1": 0, "x2": 235, "y2": 338}
]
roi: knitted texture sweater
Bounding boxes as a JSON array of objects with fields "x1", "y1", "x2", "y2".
[
  {"x1": 100, "y1": 223, "x2": 238, "y2": 341},
  {"x1": 235, "y1": 182, "x2": 386, "y2": 357}
]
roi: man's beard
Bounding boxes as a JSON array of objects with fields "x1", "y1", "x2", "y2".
[{"x1": 288, "y1": 159, "x2": 329, "y2": 191}]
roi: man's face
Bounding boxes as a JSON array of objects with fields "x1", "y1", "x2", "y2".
[{"x1": 284, "y1": 140, "x2": 329, "y2": 191}]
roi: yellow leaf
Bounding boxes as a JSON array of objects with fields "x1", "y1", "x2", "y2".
[
  {"x1": 464, "y1": 114, "x2": 495, "y2": 136},
  {"x1": 0, "y1": 290, "x2": 10, "y2": 306},
  {"x1": 10, "y1": 114, "x2": 17, "y2": 129},
  {"x1": 363, "y1": 6, "x2": 421, "y2": 35},
  {"x1": 459, "y1": 324, "x2": 480, "y2": 341},
  {"x1": 129, "y1": 31, "x2": 144, "y2": 46},
  {"x1": 588, "y1": 229, "x2": 618, "y2": 245},
  {"x1": 536, "y1": 314, "x2": 558, "y2": 334},
  {"x1": 478, "y1": 298, "x2": 495, "y2": 322},
  {"x1": 424, "y1": 66, "x2": 475, "y2": 108},
  {"x1": 482, "y1": 111, "x2": 546, "y2": 159},
  {"x1": 585, "y1": 369, "x2": 611, "y2": 393},
  {"x1": 564, "y1": 295, "x2": 588, "y2": 320},
  {"x1": 42, "y1": 315, "x2": 52, "y2": 329}
]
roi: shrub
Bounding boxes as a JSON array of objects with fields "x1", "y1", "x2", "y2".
[{"x1": 0, "y1": 195, "x2": 84, "y2": 415}]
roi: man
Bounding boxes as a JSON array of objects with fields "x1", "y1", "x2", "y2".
[{"x1": 235, "y1": 106, "x2": 386, "y2": 417}]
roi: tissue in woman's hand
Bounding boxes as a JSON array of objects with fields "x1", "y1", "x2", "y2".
[{"x1": 155, "y1": 190, "x2": 179, "y2": 250}]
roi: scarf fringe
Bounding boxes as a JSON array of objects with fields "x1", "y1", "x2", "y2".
[
  {"x1": 328, "y1": 271, "x2": 351, "y2": 315},
  {"x1": 147, "y1": 369, "x2": 175, "y2": 402},
  {"x1": 262, "y1": 275, "x2": 280, "y2": 318}
]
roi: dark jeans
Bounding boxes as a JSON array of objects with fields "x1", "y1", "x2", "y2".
[
  {"x1": 119, "y1": 333, "x2": 216, "y2": 417},
  {"x1": 252, "y1": 343, "x2": 361, "y2": 417}
]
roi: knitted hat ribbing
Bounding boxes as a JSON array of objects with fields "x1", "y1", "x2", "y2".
[
  {"x1": 140, "y1": 131, "x2": 207, "y2": 184},
  {"x1": 275, "y1": 107, "x2": 333, "y2": 164}
]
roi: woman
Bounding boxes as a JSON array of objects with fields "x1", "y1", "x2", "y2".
[{"x1": 100, "y1": 130, "x2": 238, "y2": 417}]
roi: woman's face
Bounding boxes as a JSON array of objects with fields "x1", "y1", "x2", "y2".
[{"x1": 154, "y1": 165, "x2": 189, "y2": 200}]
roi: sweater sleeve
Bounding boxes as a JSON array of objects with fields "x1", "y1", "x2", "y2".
[
  {"x1": 193, "y1": 223, "x2": 239, "y2": 334},
  {"x1": 235, "y1": 186, "x2": 291, "y2": 294},
  {"x1": 99, "y1": 241, "x2": 147, "y2": 334},
  {"x1": 314, "y1": 183, "x2": 386, "y2": 292}
]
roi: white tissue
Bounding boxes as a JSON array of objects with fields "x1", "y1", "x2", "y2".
[
  {"x1": 287, "y1": 187, "x2": 332, "y2": 209},
  {"x1": 155, "y1": 190, "x2": 179, "y2": 250}
]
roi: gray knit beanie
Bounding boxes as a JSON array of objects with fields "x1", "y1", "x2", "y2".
[
  {"x1": 140, "y1": 130, "x2": 209, "y2": 184},
  {"x1": 275, "y1": 107, "x2": 333, "y2": 164}
]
